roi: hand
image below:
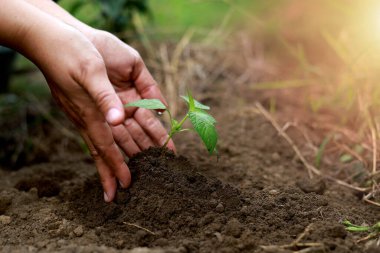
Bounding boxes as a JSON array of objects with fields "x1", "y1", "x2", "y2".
[
  {"x1": 88, "y1": 30, "x2": 176, "y2": 156},
  {"x1": 27, "y1": 22, "x2": 131, "y2": 202},
  {"x1": 1, "y1": 0, "x2": 174, "y2": 203}
]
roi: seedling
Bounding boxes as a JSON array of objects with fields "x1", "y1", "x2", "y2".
[
  {"x1": 343, "y1": 220, "x2": 380, "y2": 242},
  {"x1": 125, "y1": 92, "x2": 218, "y2": 154}
]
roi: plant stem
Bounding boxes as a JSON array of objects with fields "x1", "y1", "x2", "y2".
[
  {"x1": 163, "y1": 114, "x2": 189, "y2": 148},
  {"x1": 163, "y1": 132, "x2": 173, "y2": 148},
  {"x1": 177, "y1": 114, "x2": 189, "y2": 128}
]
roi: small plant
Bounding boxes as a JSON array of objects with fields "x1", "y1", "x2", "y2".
[
  {"x1": 343, "y1": 220, "x2": 380, "y2": 242},
  {"x1": 125, "y1": 92, "x2": 218, "y2": 154}
]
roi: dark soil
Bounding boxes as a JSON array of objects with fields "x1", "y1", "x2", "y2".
[
  {"x1": 58, "y1": 147, "x2": 359, "y2": 253},
  {"x1": 0, "y1": 142, "x2": 379, "y2": 252},
  {"x1": 0, "y1": 49, "x2": 379, "y2": 253}
]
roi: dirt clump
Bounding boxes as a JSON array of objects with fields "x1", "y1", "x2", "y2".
[
  {"x1": 54, "y1": 147, "x2": 363, "y2": 252},
  {"x1": 63, "y1": 147, "x2": 249, "y2": 251}
]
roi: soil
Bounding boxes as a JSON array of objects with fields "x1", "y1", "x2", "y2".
[
  {"x1": 1, "y1": 49, "x2": 380, "y2": 253},
  {"x1": 1, "y1": 112, "x2": 380, "y2": 253}
]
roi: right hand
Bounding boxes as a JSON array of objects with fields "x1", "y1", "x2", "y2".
[{"x1": 28, "y1": 22, "x2": 131, "y2": 202}]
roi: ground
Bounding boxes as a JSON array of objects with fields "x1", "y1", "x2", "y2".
[
  {"x1": 0, "y1": 67, "x2": 379, "y2": 253},
  {"x1": 2, "y1": 1, "x2": 380, "y2": 252}
]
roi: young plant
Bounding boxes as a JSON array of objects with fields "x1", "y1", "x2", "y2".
[
  {"x1": 343, "y1": 220, "x2": 380, "y2": 242},
  {"x1": 125, "y1": 93, "x2": 217, "y2": 154}
]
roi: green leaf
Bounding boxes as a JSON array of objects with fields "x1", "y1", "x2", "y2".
[
  {"x1": 188, "y1": 109, "x2": 217, "y2": 154},
  {"x1": 124, "y1": 99, "x2": 167, "y2": 110},
  {"x1": 181, "y1": 96, "x2": 210, "y2": 110},
  {"x1": 343, "y1": 220, "x2": 371, "y2": 232},
  {"x1": 373, "y1": 222, "x2": 380, "y2": 231},
  {"x1": 187, "y1": 91, "x2": 196, "y2": 112},
  {"x1": 346, "y1": 226, "x2": 371, "y2": 232},
  {"x1": 340, "y1": 153, "x2": 353, "y2": 163}
]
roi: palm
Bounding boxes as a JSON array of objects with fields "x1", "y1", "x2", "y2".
[{"x1": 92, "y1": 31, "x2": 175, "y2": 157}]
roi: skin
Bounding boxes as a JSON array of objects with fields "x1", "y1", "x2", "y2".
[{"x1": 0, "y1": 0, "x2": 175, "y2": 202}]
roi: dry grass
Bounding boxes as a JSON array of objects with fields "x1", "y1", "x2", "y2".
[{"x1": 133, "y1": 0, "x2": 380, "y2": 208}]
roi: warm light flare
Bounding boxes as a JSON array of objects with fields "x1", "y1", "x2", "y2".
[{"x1": 376, "y1": 11, "x2": 380, "y2": 32}]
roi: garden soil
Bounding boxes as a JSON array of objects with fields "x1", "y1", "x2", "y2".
[{"x1": 0, "y1": 79, "x2": 379, "y2": 253}]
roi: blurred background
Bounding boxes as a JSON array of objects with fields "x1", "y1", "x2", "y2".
[{"x1": 1, "y1": 0, "x2": 379, "y2": 194}]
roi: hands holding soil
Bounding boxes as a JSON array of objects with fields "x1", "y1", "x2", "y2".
[{"x1": 0, "y1": 0, "x2": 175, "y2": 202}]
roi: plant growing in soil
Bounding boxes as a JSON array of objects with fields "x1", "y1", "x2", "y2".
[
  {"x1": 343, "y1": 220, "x2": 380, "y2": 242},
  {"x1": 125, "y1": 92, "x2": 217, "y2": 154}
]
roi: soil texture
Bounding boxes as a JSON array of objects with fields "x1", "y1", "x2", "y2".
[
  {"x1": 0, "y1": 51, "x2": 379, "y2": 253},
  {"x1": 0, "y1": 143, "x2": 379, "y2": 252}
]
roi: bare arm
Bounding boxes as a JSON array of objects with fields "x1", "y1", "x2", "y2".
[
  {"x1": 24, "y1": 0, "x2": 176, "y2": 152},
  {"x1": 0, "y1": 0, "x2": 131, "y2": 202},
  {"x1": 23, "y1": 0, "x2": 95, "y2": 36}
]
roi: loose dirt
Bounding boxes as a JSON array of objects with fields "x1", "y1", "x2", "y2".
[
  {"x1": 0, "y1": 138, "x2": 379, "y2": 253},
  {"x1": 0, "y1": 57, "x2": 379, "y2": 253}
]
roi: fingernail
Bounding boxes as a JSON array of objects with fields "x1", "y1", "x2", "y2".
[
  {"x1": 118, "y1": 180, "x2": 125, "y2": 188},
  {"x1": 106, "y1": 108, "x2": 122, "y2": 124},
  {"x1": 104, "y1": 192, "x2": 110, "y2": 202}
]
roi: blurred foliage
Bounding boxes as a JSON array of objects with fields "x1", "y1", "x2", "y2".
[
  {"x1": 60, "y1": 0, "x2": 150, "y2": 35},
  {"x1": 251, "y1": 0, "x2": 380, "y2": 121},
  {"x1": 60, "y1": 0, "x2": 262, "y2": 41},
  {"x1": 148, "y1": 1, "x2": 251, "y2": 32},
  {"x1": 247, "y1": 0, "x2": 380, "y2": 175}
]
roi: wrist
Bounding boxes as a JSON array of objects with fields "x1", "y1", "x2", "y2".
[
  {"x1": 86, "y1": 29, "x2": 114, "y2": 57},
  {"x1": 69, "y1": 22, "x2": 96, "y2": 42},
  {"x1": 0, "y1": 0, "x2": 38, "y2": 52},
  {"x1": 20, "y1": 16, "x2": 73, "y2": 65}
]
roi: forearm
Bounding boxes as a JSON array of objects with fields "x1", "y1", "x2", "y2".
[
  {"x1": 23, "y1": 0, "x2": 95, "y2": 39},
  {"x1": 0, "y1": 0, "x2": 77, "y2": 66},
  {"x1": 0, "y1": 0, "x2": 40, "y2": 52}
]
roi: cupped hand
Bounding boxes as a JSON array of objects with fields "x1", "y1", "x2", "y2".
[
  {"x1": 29, "y1": 23, "x2": 131, "y2": 202},
  {"x1": 88, "y1": 30, "x2": 176, "y2": 157},
  {"x1": 1, "y1": 0, "x2": 173, "y2": 203}
]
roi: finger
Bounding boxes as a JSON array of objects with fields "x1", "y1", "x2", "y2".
[
  {"x1": 112, "y1": 124, "x2": 141, "y2": 157},
  {"x1": 165, "y1": 139, "x2": 177, "y2": 153},
  {"x1": 80, "y1": 132, "x2": 117, "y2": 202},
  {"x1": 132, "y1": 56, "x2": 168, "y2": 106},
  {"x1": 80, "y1": 58, "x2": 125, "y2": 126},
  {"x1": 116, "y1": 87, "x2": 141, "y2": 118},
  {"x1": 124, "y1": 117, "x2": 155, "y2": 150},
  {"x1": 96, "y1": 158, "x2": 118, "y2": 202},
  {"x1": 83, "y1": 113, "x2": 131, "y2": 190},
  {"x1": 133, "y1": 108, "x2": 176, "y2": 151}
]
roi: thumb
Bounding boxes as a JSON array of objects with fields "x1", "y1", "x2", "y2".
[{"x1": 82, "y1": 60, "x2": 125, "y2": 125}]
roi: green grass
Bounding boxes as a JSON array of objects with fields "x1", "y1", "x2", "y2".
[
  {"x1": 146, "y1": 0, "x2": 278, "y2": 40},
  {"x1": 149, "y1": 1, "x2": 248, "y2": 31},
  {"x1": 58, "y1": 0, "x2": 276, "y2": 41}
]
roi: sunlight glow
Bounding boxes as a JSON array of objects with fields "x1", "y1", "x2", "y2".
[{"x1": 376, "y1": 12, "x2": 380, "y2": 32}]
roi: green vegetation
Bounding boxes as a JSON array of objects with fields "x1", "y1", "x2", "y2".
[
  {"x1": 125, "y1": 92, "x2": 218, "y2": 154},
  {"x1": 343, "y1": 220, "x2": 380, "y2": 242},
  {"x1": 59, "y1": 0, "x2": 269, "y2": 41},
  {"x1": 148, "y1": 1, "x2": 250, "y2": 32},
  {"x1": 59, "y1": 0, "x2": 150, "y2": 34}
]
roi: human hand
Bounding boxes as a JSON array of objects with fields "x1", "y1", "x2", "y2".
[
  {"x1": 25, "y1": 21, "x2": 131, "y2": 202},
  {"x1": 88, "y1": 30, "x2": 176, "y2": 157},
  {"x1": 1, "y1": 0, "x2": 174, "y2": 203}
]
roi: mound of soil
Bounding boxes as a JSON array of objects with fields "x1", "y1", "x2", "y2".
[
  {"x1": 54, "y1": 147, "x2": 360, "y2": 253},
  {"x1": 62, "y1": 148, "x2": 247, "y2": 251},
  {"x1": 0, "y1": 132, "x2": 378, "y2": 252},
  {"x1": 0, "y1": 77, "x2": 379, "y2": 252}
]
